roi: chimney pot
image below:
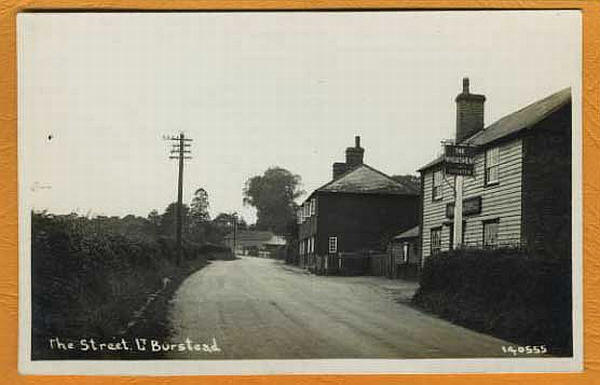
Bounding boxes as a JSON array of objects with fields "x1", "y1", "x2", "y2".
[
  {"x1": 455, "y1": 77, "x2": 485, "y2": 143},
  {"x1": 345, "y1": 136, "x2": 365, "y2": 168}
]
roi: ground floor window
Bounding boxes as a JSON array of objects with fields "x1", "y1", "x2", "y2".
[
  {"x1": 402, "y1": 243, "x2": 409, "y2": 263},
  {"x1": 483, "y1": 219, "x2": 499, "y2": 247},
  {"x1": 431, "y1": 227, "x2": 442, "y2": 255},
  {"x1": 328, "y1": 236, "x2": 338, "y2": 253}
]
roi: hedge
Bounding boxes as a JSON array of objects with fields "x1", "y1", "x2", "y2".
[
  {"x1": 31, "y1": 212, "x2": 209, "y2": 359},
  {"x1": 412, "y1": 247, "x2": 572, "y2": 356}
]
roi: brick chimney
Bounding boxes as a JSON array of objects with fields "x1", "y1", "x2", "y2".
[
  {"x1": 345, "y1": 135, "x2": 364, "y2": 168},
  {"x1": 455, "y1": 77, "x2": 486, "y2": 143},
  {"x1": 332, "y1": 162, "x2": 347, "y2": 179}
]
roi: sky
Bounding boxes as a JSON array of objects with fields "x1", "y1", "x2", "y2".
[{"x1": 18, "y1": 11, "x2": 580, "y2": 223}]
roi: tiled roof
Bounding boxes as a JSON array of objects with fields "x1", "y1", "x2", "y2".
[
  {"x1": 462, "y1": 87, "x2": 571, "y2": 146},
  {"x1": 419, "y1": 87, "x2": 571, "y2": 172},
  {"x1": 316, "y1": 164, "x2": 418, "y2": 195},
  {"x1": 417, "y1": 155, "x2": 444, "y2": 172},
  {"x1": 393, "y1": 225, "x2": 419, "y2": 240}
]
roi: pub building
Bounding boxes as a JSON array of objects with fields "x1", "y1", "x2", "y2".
[{"x1": 418, "y1": 78, "x2": 572, "y2": 263}]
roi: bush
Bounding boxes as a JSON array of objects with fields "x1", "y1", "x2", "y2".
[
  {"x1": 412, "y1": 247, "x2": 572, "y2": 356},
  {"x1": 31, "y1": 212, "x2": 208, "y2": 359}
]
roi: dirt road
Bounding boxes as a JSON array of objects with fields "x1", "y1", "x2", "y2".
[{"x1": 166, "y1": 256, "x2": 510, "y2": 359}]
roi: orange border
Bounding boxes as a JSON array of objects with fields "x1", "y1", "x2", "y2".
[{"x1": 2, "y1": 1, "x2": 598, "y2": 383}]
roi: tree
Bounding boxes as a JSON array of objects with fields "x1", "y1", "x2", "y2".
[
  {"x1": 213, "y1": 212, "x2": 245, "y2": 232},
  {"x1": 190, "y1": 188, "x2": 210, "y2": 223},
  {"x1": 159, "y1": 202, "x2": 190, "y2": 238},
  {"x1": 147, "y1": 209, "x2": 161, "y2": 231},
  {"x1": 391, "y1": 174, "x2": 421, "y2": 194},
  {"x1": 243, "y1": 167, "x2": 304, "y2": 235}
]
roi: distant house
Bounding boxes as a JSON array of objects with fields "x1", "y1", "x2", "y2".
[
  {"x1": 224, "y1": 230, "x2": 286, "y2": 257},
  {"x1": 298, "y1": 136, "x2": 419, "y2": 274},
  {"x1": 259, "y1": 235, "x2": 287, "y2": 258},
  {"x1": 418, "y1": 78, "x2": 572, "y2": 263}
]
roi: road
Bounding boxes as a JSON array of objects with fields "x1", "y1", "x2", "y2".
[{"x1": 166, "y1": 256, "x2": 510, "y2": 359}]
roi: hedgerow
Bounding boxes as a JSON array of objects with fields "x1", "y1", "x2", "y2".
[
  {"x1": 31, "y1": 211, "x2": 214, "y2": 359},
  {"x1": 412, "y1": 247, "x2": 572, "y2": 356}
]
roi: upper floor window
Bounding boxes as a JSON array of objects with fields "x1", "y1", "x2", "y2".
[
  {"x1": 310, "y1": 198, "x2": 316, "y2": 216},
  {"x1": 432, "y1": 170, "x2": 443, "y2": 201},
  {"x1": 485, "y1": 147, "x2": 499, "y2": 185},
  {"x1": 328, "y1": 236, "x2": 338, "y2": 254}
]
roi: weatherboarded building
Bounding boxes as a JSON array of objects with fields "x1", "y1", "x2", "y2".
[
  {"x1": 418, "y1": 79, "x2": 572, "y2": 262},
  {"x1": 298, "y1": 136, "x2": 419, "y2": 273}
]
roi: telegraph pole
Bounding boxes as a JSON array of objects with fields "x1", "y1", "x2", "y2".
[
  {"x1": 167, "y1": 133, "x2": 192, "y2": 266},
  {"x1": 232, "y1": 213, "x2": 237, "y2": 256}
]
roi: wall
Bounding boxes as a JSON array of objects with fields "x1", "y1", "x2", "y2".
[
  {"x1": 421, "y1": 137, "x2": 524, "y2": 260},
  {"x1": 522, "y1": 103, "x2": 572, "y2": 258},
  {"x1": 315, "y1": 192, "x2": 419, "y2": 256}
]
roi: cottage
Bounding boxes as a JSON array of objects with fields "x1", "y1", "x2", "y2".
[
  {"x1": 418, "y1": 78, "x2": 572, "y2": 262},
  {"x1": 298, "y1": 136, "x2": 419, "y2": 274},
  {"x1": 224, "y1": 230, "x2": 286, "y2": 257}
]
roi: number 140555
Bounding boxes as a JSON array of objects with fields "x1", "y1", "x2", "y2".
[{"x1": 502, "y1": 345, "x2": 548, "y2": 356}]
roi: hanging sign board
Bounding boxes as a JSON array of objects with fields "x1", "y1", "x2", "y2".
[
  {"x1": 443, "y1": 143, "x2": 476, "y2": 176},
  {"x1": 446, "y1": 196, "x2": 482, "y2": 218}
]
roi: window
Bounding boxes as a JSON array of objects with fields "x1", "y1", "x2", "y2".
[
  {"x1": 297, "y1": 208, "x2": 302, "y2": 224},
  {"x1": 483, "y1": 219, "x2": 499, "y2": 247},
  {"x1": 432, "y1": 170, "x2": 443, "y2": 200},
  {"x1": 402, "y1": 243, "x2": 409, "y2": 263},
  {"x1": 310, "y1": 198, "x2": 316, "y2": 216},
  {"x1": 430, "y1": 228, "x2": 442, "y2": 255},
  {"x1": 485, "y1": 147, "x2": 499, "y2": 185},
  {"x1": 328, "y1": 236, "x2": 338, "y2": 254}
]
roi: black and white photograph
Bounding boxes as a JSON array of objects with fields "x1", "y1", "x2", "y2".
[{"x1": 18, "y1": 10, "x2": 582, "y2": 375}]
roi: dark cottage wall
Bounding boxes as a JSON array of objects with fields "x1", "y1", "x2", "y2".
[
  {"x1": 315, "y1": 192, "x2": 419, "y2": 255},
  {"x1": 521, "y1": 103, "x2": 572, "y2": 258},
  {"x1": 298, "y1": 210, "x2": 317, "y2": 240}
]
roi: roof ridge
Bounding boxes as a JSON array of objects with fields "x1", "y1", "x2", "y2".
[
  {"x1": 360, "y1": 163, "x2": 412, "y2": 189},
  {"x1": 461, "y1": 87, "x2": 571, "y2": 144},
  {"x1": 312, "y1": 163, "x2": 363, "y2": 193},
  {"x1": 314, "y1": 163, "x2": 417, "y2": 196},
  {"x1": 420, "y1": 86, "x2": 572, "y2": 171}
]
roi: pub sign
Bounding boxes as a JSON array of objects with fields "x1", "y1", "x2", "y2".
[{"x1": 443, "y1": 143, "x2": 476, "y2": 176}]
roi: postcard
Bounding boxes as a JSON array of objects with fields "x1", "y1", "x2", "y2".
[{"x1": 17, "y1": 10, "x2": 582, "y2": 375}]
